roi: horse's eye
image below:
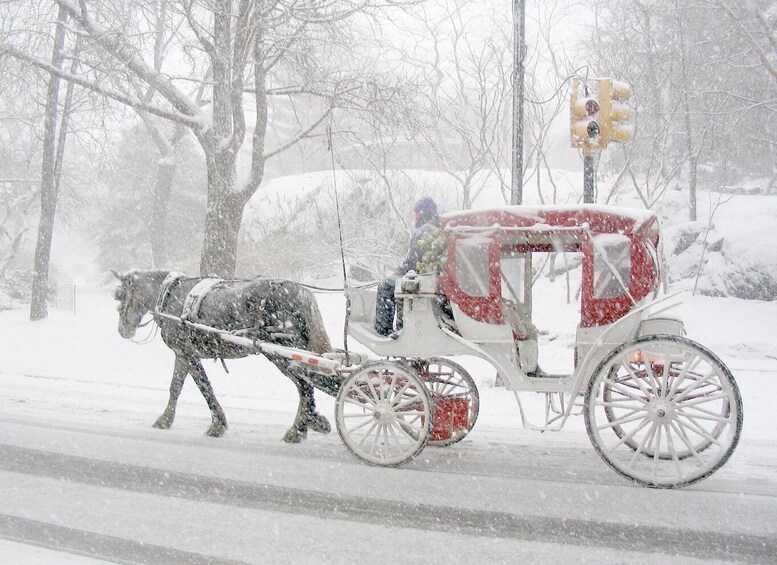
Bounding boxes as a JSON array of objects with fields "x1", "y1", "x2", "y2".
[{"x1": 114, "y1": 288, "x2": 125, "y2": 301}]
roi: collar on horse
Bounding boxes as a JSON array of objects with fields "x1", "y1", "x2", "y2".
[
  {"x1": 154, "y1": 271, "x2": 186, "y2": 318},
  {"x1": 153, "y1": 272, "x2": 226, "y2": 323},
  {"x1": 181, "y1": 278, "x2": 223, "y2": 321}
]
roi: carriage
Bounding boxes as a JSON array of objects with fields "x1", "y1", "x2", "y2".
[
  {"x1": 331, "y1": 203, "x2": 743, "y2": 488},
  {"x1": 115, "y1": 203, "x2": 743, "y2": 489}
]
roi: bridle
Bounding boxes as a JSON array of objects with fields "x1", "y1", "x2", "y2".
[{"x1": 115, "y1": 272, "x2": 181, "y2": 345}]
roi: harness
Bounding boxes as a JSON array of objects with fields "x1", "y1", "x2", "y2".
[
  {"x1": 152, "y1": 272, "x2": 233, "y2": 371},
  {"x1": 181, "y1": 278, "x2": 222, "y2": 321},
  {"x1": 154, "y1": 271, "x2": 186, "y2": 317}
]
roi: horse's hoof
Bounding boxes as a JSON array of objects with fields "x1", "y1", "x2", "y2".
[
  {"x1": 153, "y1": 417, "x2": 172, "y2": 429},
  {"x1": 206, "y1": 422, "x2": 227, "y2": 438},
  {"x1": 307, "y1": 414, "x2": 331, "y2": 435},
  {"x1": 282, "y1": 428, "x2": 307, "y2": 443}
]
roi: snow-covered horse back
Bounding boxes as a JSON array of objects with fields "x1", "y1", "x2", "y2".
[{"x1": 112, "y1": 269, "x2": 332, "y2": 442}]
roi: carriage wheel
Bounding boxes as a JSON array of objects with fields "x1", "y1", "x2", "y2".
[
  {"x1": 413, "y1": 357, "x2": 479, "y2": 447},
  {"x1": 584, "y1": 335, "x2": 742, "y2": 488},
  {"x1": 335, "y1": 361, "x2": 432, "y2": 466}
]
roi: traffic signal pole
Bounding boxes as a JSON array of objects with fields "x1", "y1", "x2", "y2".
[
  {"x1": 511, "y1": 0, "x2": 525, "y2": 206},
  {"x1": 583, "y1": 151, "x2": 596, "y2": 204},
  {"x1": 570, "y1": 78, "x2": 633, "y2": 204}
]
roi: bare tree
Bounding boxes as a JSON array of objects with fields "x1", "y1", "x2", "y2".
[
  {"x1": 400, "y1": 0, "x2": 513, "y2": 209},
  {"x1": 29, "y1": 3, "x2": 76, "y2": 320},
  {"x1": 4, "y1": 0, "x2": 409, "y2": 277},
  {"x1": 584, "y1": 0, "x2": 777, "y2": 216}
]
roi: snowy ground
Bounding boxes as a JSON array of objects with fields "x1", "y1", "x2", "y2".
[
  {"x1": 2, "y1": 173, "x2": 776, "y2": 563},
  {"x1": 0, "y1": 279, "x2": 776, "y2": 563}
]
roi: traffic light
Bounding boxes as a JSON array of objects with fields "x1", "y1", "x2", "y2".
[
  {"x1": 570, "y1": 79, "x2": 600, "y2": 151},
  {"x1": 598, "y1": 78, "x2": 633, "y2": 148}
]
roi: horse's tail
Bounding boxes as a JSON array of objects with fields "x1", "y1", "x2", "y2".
[{"x1": 297, "y1": 287, "x2": 332, "y2": 354}]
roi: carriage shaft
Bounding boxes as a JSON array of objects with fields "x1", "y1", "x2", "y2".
[{"x1": 155, "y1": 313, "x2": 340, "y2": 375}]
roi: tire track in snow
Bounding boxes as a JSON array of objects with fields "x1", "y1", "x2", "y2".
[
  {"x1": 0, "y1": 514, "x2": 244, "y2": 565},
  {"x1": 1, "y1": 445, "x2": 775, "y2": 564}
]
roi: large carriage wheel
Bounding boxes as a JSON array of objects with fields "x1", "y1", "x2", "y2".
[
  {"x1": 584, "y1": 335, "x2": 742, "y2": 488},
  {"x1": 335, "y1": 361, "x2": 433, "y2": 466},
  {"x1": 412, "y1": 357, "x2": 479, "y2": 447}
]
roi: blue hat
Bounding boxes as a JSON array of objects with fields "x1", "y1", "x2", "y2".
[{"x1": 413, "y1": 196, "x2": 438, "y2": 220}]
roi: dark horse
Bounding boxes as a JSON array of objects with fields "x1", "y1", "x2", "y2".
[{"x1": 112, "y1": 269, "x2": 333, "y2": 442}]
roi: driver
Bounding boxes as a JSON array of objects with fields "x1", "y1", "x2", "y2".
[{"x1": 374, "y1": 196, "x2": 441, "y2": 336}]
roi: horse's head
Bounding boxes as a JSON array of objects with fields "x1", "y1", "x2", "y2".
[{"x1": 112, "y1": 270, "x2": 161, "y2": 339}]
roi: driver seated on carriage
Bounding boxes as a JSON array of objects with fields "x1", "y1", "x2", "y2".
[{"x1": 374, "y1": 196, "x2": 445, "y2": 336}]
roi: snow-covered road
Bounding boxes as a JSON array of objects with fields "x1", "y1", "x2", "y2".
[{"x1": 1, "y1": 286, "x2": 776, "y2": 563}]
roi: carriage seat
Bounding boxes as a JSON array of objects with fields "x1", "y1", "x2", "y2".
[
  {"x1": 502, "y1": 298, "x2": 538, "y2": 373},
  {"x1": 501, "y1": 299, "x2": 537, "y2": 341}
]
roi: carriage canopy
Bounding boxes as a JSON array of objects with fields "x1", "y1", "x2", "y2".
[{"x1": 438, "y1": 204, "x2": 661, "y2": 328}]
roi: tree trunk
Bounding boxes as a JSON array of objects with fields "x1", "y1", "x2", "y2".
[
  {"x1": 150, "y1": 158, "x2": 176, "y2": 268},
  {"x1": 676, "y1": 2, "x2": 697, "y2": 222},
  {"x1": 148, "y1": 124, "x2": 184, "y2": 269},
  {"x1": 30, "y1": 5, "x2": 68, "y2": 321},
  {"x1": 200, "y1": 196, "x2": 245, "y2": 277},
  {"x1": 199, "y1": 150, "x2": 243, "y2": 277}
]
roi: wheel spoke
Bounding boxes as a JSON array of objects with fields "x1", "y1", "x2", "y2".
[
  {"x1": 628, "y1": 420, "x2": 659, "y2": 468},
  {"x1": 670, "y1": 420, "x2": 705, "y2": 465},
  {"x1": 364, "y1": 376, "x2": 381, "y2": 403},
  {"x1": 390, "y1": 381, "x2": 414, "y2": 405},
  {"x1": 606, "y1": 379, "x2": 650, "y2": 403},
  {"x1": 609, "y1": 416, "x2": 652, "y2": 451},
  {"x1": 386, "y1": 420, "x2": 403, "y2": 449},
  {"x1": 642, "y1": 358, "x2": 662, "y2": 396},
  {"x1": 674, "y1": 415, "x2": 726, "y2": 448},
  {"x1": 596, "y1": 409, "x2": 647, "y2": 431},
  {"x1": 386, "y1": 370, "x2": 400, "y2": 402},
  {"x1": 394, "y1": 410, "x2": 426, "y2": 417},
  {"x1": 343, "y1": 394, "x2": 375, "y2": 410},
  {"x1": 395, "y1": 418, "x2": 422, "y2": 441},
  {"x1": 666, "y1": 358, "x2": 695, "y2": 398},
  {"x1": 660, "y1": 359, "x2": 671, "y2": 398},
  {"x1": 393, "y1": 394, "x2": 423, "y2": 412},
  {"x1": 356, "y1": 419, "x2": 380, "y2": 448},
  {"x1": 664, "y1": 423, "x2": 685, "y2": 481},
  {"x1": 599, "y1": 397, "x2": 649, "y2": 409},
  {"x1": 343, "y1": 416, "x2": 379, "y2": 433},
  {"x1": 673, "y1": 369, "x2": 720, "y2": 403},
  {"x1": 676, "y1": 392, "x2": 728, "y2": 408},
  {"x1": 382, "y1": 421, "x2": 392, "y2": 452},
  {"x1": 651, "y1": 421, "x2": 664, "y2": 480},
  {"x1": 676, "y1": 405, "x2": 729, "y2": 422},
  {"x1": 622, "y1": 362, "x2": 654, "y2": 398},
  {"x1": 369, "y1": 422, "x2": 383, "y2": 455},
  {"x1": 342, "y1": 412, "x2": 374, "y2": 419}
]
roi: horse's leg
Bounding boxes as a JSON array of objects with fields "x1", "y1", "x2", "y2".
[
  {"x1": 297, "y1": 376, "x2": 331, "y2": 435},
  {"x1": 153, "y1": 354, "x2": 188, "y2": 429},
  {"x1": 270, "y1": 359, "x2": 330, "y2": 443},
  {"x1": 189, "y1": 359, "x2": 228, "y2": 437}
]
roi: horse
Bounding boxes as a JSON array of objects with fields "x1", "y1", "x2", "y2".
[{"x1": 112, "y1": 269, "x2": 333, "y2": 443}]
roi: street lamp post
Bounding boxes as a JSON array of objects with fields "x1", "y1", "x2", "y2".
[{"x1": 511, "y1": 0, "x2": 525, "y2": 206}]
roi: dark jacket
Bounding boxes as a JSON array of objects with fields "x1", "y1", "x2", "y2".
[{"x1": 394, "y1": 220, "x2": 441, "y2": 276}]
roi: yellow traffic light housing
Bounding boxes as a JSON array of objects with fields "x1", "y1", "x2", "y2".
[
  {"x1": 570, "y1": 79, "x2": 601, "y2": 154},
  {"x1": 598, "y1": 78, "x2": 633, "y2": 148}
]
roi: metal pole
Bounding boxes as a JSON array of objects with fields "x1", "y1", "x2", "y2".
[
  {"x1": 511, "y1": 0, "x2": 525, "y2": 205},
  {"x1": 583, "y1": 153, "x2": 596, "y2": 203}
]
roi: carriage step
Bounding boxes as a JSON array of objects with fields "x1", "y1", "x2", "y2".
[{"x1": 526, "y1": 369, "x2": 567, "y2": 379}]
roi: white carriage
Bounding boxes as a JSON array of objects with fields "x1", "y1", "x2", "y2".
[{"x1": 333, "y1": 204, "x2": 742, "y2": 488}]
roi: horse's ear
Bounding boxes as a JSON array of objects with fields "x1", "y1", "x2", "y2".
[{"x1": 110, "y1": 269, "x2": 123, "y2": 281}]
